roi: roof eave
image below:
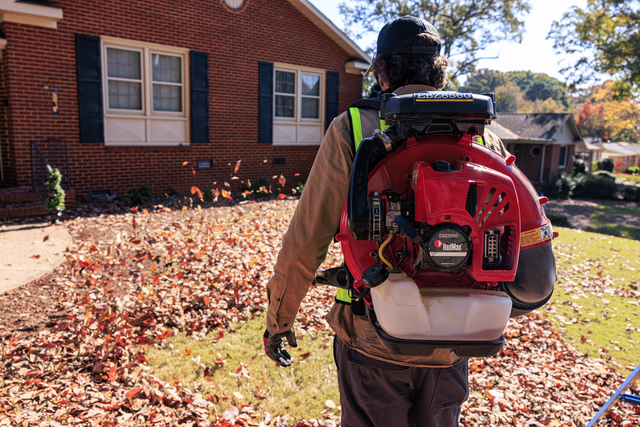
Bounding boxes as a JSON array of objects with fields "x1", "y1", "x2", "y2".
[{"x1": 286, "y1": 0, "x2": 371, "y2": 65}]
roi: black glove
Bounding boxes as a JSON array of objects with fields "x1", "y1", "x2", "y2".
[{"x1": 263, "y1": 328, "x2": 298, "y2": 367}]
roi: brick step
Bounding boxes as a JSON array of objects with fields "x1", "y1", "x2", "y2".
[
  {"x1": 0, "y1": 190, "x2": 76, "y2": 220},
  {"x1": 0, "y1": 187, "x2": 41, "y2": 205},
  {"x1": 0, "y1": 203, "x2": 48, "y2": 220}
]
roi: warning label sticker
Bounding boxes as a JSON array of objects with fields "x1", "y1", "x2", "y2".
[{"x1": 521, "y1": 223, "x2": 554, "y2": 247}]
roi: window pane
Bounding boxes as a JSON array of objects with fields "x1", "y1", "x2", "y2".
[
  {"x1": 301, "y1": 73, "x2": 320, "y2": 96},
  {"x1": 107, "y1": 48, "x2": 141, "y2": 80},
  {"x1": 153, "y1": 84, "x2": 182, "y2": 112},
  {"x1": 275, "y1": 94, "x2": 294, "y2": 117},
  {"x1": 152, "y1": 54, "x2": 182, "y2": 83},
  {"x1": 301, "y1": 97, "x2": 319, "y2": 119},
  {"x1": 108, "y1": 80, "x2": 142, "y2": 110},
  {"x1": 559, "y1": 146, "x2": 567, "y2": 166},
  {"x1": 275, "y1": 71, "x2": 295, "y2": 94}
]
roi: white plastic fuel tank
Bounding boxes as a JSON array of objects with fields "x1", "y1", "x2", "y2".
[{"x1": 369, "y1": 271, "x2": 512, "y2": 341}]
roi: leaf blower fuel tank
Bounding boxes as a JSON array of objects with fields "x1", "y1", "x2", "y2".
[{"x1": 335, "y1": 92, "x2": 557, "y2": 358}]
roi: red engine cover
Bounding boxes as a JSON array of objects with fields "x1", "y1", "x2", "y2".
[{"x1": 339, "y1": 133, "x2": 552, "y2": 299}]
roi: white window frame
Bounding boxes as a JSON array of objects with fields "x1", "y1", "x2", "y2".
[
  {"x1": 273, "y1": 63, "x2": 325, "y2": 146},
  {"x1": 558, "y1": 145, "x2": 568, "y2": 169},
  {"x1": 101, "y1": 36, "x2": 190, "y2": 147}
]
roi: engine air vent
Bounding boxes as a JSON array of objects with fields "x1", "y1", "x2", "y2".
[{"x1": 465, "y1": 183, "x2": 477, "y2": 217}]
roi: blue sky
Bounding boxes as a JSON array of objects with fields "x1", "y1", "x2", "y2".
[{"x1": 308, "y1": 0, "x2": 592, "y2": 84}]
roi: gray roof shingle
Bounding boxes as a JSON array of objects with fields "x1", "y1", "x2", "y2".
[{"x1": 493, "y1": 113, "x2": 575, "y2": 141}]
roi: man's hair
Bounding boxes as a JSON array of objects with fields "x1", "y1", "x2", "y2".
[{"x1": 372, "y1": 33, "x2": 448, "y2": 90}]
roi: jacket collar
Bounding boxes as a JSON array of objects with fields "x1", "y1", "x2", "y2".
[{"x1": 394, "y1": 84, "x2": 436, "y2": 95}]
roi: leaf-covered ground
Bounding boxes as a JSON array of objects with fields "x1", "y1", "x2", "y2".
[{"x1": 0, "y1": 198, "x2": 638, "y2": 426}]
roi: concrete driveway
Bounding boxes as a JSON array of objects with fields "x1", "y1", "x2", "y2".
[{"x1": 0, "y1": 222, "x2": 72, "y2": 293}]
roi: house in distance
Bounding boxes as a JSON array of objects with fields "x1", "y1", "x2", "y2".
[
  {"x1": 0, "y1": 0, "x2": 370, "y2": 199},
  {"x1": 491, "y1": 113, "x2": 583, "y2": 188}
]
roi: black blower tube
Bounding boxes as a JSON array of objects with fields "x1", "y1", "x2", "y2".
[
  {"x1": 502, "y1": 241, "x2": 556, "y2": 317},
  {"x1": 348, "y1": 131, "x2": 400, "y2": 240}
]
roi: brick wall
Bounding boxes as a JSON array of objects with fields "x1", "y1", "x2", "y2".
[{"x1": 1, "y1": 0, "x2": 364, "y2": 196}]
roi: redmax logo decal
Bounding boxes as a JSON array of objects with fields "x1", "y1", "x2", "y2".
[{"x1": 434, "y1": 240, "x2": 443, "y2": 248}]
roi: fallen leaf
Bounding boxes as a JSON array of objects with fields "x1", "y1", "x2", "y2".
[
  {"x1": 279, "y1": 175, "x2": 286, "y2": 186},
  {"x1": 30, "y1": 255, "x2": 40, "y2": 259},
  {"x1": 43, "y1": 235, "x2": 49, "y2": 242},
  {"x1": 191, "y1": 186, "x2": 203, "y2": 200},
  {"x1": 125, "y1": 388, "x2": 143, "y2": 400},
  {"x1": 234, "y1": 160, "x2": 242, "y2": 174},
  {"x1": 182, "y1": 161, "x2": 188, "y2": 166}
]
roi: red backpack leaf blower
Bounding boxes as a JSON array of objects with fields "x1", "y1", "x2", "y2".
[{"x1": 318, "y1": 92, "x2": 557, "y2": 358}]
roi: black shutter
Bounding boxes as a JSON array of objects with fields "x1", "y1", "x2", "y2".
[
  {"x1": 190, "y1": 51, "x2": 209, "y2": 143},
  {"x1": 326, "y1": 71, "x2": 339, "y2": 129},
  {"x1": 75, "y1": 34, "x2": 104, "y2": 143},
  {"x1": 259, "y1": 61, "x2": 273, "y2": 144}
]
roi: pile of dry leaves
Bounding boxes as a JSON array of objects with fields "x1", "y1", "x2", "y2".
[{"x1": 0, "y1": 199, "x2": 637, "y2": 426}]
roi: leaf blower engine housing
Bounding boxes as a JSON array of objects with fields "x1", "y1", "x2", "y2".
[{"x1": 337, "y1": 91, "x2": 557, "y2": 358}]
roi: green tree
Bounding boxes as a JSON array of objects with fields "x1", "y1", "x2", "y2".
[
  {"x1": 505, "y1": 71, "x2": 573, "y2": 109},
  {"x1": 494, "y1": 82, "x2": 525, "y2": 112},
  {"x1": 549, "y1": 0, "x2": 640, "y2": 92},
  {"x1": 339, "y1": 0, "x2": 531, "y2": 80},
  {"x1": 459, "y1": 68, "x2": 506, "y2": 93}
]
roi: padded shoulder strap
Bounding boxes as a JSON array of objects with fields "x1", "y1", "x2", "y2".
[{"x1": 350, "y1": 97, "x2": 382, "y2": 110}]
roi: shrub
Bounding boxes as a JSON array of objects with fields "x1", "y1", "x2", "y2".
[
  {"x1": 625, "y1": 165, "x2": 640, "y2": 175},
  {"x1": 542, "y1": 173, "x2": 576, "y2": 199},
  {"x1": 572, "y1": 158, "x2": 587, "y2": 175},
  {"x1": 45, "y1": 167, "x2": 66, "y2": 213},
  {"x1": 126, "y1": 184, "x2": 154, "y2": 205},
  {"x1": 296, "y1": 182, "x2": 305, "y2": 196},
  {"x1": 593, "y1": 170, "x2": 616, "y2": 180},
  {"x1": 545, "y1": 212, "x2": 573, "y2": 228},
  {"x1": 597, "y1": 158, "x2": 614, "y2": 172},
  {"x1": 242, "y1": 177, "x2": 272, "y2": 198},
  {"x1": 621, "y1": 185, "x2": 640, "y2": 202},
  {"x1": 202, "y1": 189, "x2": 215, "y2": 203},
  {"x1": 573, "y1": 175, "x2": 619, "y2": 200}
]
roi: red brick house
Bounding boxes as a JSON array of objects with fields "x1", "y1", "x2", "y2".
[
  {"x1": 0, "y1": 0, "x2": 369, "y2": 199},
  {"x1": 490, "y1": 114, "x2": 583, "y2": 188}
]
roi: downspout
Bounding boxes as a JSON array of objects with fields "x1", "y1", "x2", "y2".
[{"x1": 539, "y1": 145, "x2": 546, "y2": 183}]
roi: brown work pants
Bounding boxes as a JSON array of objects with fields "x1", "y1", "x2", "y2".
[{"x1": 334, "y1": 337, "x2": 469, "y2": 427}]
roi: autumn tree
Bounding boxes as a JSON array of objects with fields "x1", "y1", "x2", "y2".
[
  {"x1": 575, "y1": 80, "x2": 640, "y2": 143},
  {"x1": 339, "y1": 0, "x2": 531, "y2": 80},
  {"x1": 549, "y1": 0, "x2": 640, "y2": 92}
]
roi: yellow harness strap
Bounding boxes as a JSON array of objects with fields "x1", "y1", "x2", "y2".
[{"x1": 336, "y1": 107, "x2": 388, "y2": 304}]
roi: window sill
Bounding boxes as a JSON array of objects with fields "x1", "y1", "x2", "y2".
[
  {"x1": 273, "y1": 141, "x2": 321, "y2": 147},
  {"x1": 105, "y1": 142, "x2": 189, "y2": 147}
]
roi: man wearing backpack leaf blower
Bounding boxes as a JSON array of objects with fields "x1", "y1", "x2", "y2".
[{"x1": 264, "y1": 15, "x2": 556, "y2": 427}]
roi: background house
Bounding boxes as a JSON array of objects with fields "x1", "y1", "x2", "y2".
[
  {"x1": 600, "y1": 142, "x2": 640, "y2": 172},
  {"x1": 490, "y1": 113, "x2": 583, "y2": 187},
  {"x1": 574, "y1": 136, "x2": 604, "y2": 173},
  {"x1": 0, "y1": 0, "x2": 369, "y2": 199}
]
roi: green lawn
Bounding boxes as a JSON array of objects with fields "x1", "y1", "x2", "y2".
[
  {"x1": 548, "y1": 227, "x2": 640, "y2": 372},
  {"x1": 587, "y1": 205, "x2": 640, "y2": 240},
  {"x1": 616, "y1": 173, "x2": 640, "y2": 185},
  {"x1": 146, "y1": 314, "x2": 340, "y2": 424}
]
